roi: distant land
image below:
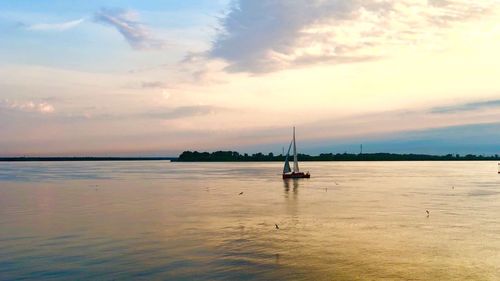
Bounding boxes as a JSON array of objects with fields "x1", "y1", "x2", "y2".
[
  {"x1": 2, "y1": 151, "x2": 500, "y2": 162},
  {"x1": 0, "y1": 157, "x2": 176, "y2": 162},
  {"x1": 176, "y1": 151, "x2": 500, "y2": 162}
]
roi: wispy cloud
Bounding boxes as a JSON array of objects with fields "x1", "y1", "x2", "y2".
[
  {"x1": 431, "y1": 99, "x2": 500, "y2": 114},
  {"x1": 141, "y1": 81, "x2": 167, "y2": 89},
  {"x1": 209, "y1": 0, "x2": 498, "y2": 73},
  {"x1": 94, "y1": 8, "x2": 166, "y2": 50},
  {"x1": 24, "y1": 18, "x2": 85, "y2": 31},
  {"x1": 47, "y1": 105, "x2": 223, "y2": 122},
  {"x1": 141, "y1": 105, "x2": 223, "y2": 120},
  {"x1": 0, "y1": 99, "x2": 55, "y2": 114}
]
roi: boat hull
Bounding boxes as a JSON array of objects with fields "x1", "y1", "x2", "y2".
[{"x1": 283, "y1": 172, "x2": 310, "y2": 179}]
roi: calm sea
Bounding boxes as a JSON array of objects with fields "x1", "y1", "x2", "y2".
[{"x1": 1, "y1": 161, "x2": 500, "y2": 280}]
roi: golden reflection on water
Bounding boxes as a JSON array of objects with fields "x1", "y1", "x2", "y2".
[{"x1": 1, "y1": 161, "x2": 500, "y2": 280}]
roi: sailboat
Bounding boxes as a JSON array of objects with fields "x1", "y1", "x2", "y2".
[{"x1": 282, "y1": 127, "x2": 310, "y2": 179}]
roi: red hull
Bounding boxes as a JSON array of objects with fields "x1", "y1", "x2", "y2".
[{"x1": 282, "y1": 172, "x2": 310, "y2": 179}]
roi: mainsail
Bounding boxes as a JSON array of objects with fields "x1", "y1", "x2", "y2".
[
  {"x1": 283, "y1": 140, "x2": 292, "y2": 174},
  {"x1": 293, "y1": 127, "x2": 299, "y2": 172}
]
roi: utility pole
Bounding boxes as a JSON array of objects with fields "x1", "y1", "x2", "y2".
[{"x1": 360, "y1": 144, "x2": 363, "y2": 155}]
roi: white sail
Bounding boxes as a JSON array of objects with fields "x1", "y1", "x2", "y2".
[
  {"x1": 293, "y1": 127, "x2": 299, "y2": 172},
  {"x1": 283, "y1": 140, "x2": 292, "y2": 174}
]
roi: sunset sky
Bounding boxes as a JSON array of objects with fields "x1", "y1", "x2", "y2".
[{"x1": 1, "y1": 0, "x2": 500, "y2": 156}]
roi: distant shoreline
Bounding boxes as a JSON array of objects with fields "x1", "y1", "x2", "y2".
[
  {"x1": 2, "y1": 151, "x2": 500, "y2": 162},
  {"x1": 175, "y1": 151, "x2": 500, "y2": 162},
  {"x1": 0, "y1": 157, "x2": 176, "y2": 162}
]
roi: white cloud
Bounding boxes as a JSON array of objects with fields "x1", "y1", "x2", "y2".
[
  {"x1": 94, "y1": 8, "x2": 166, "y2": 50},
  {"x1": 1, "y1": 99, "x2": 55, "y2": 114},
  {"x1": 209, "y1": 0, "x2": 499, "y2": 73},
  {"x1": 26, "y1": 18, "x2": 85, "y2": 31}
]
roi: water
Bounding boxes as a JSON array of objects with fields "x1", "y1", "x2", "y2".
[{"x1": 1, "y1": 161, "x2": 500, "y2": 280}]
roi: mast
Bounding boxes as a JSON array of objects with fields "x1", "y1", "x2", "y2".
[{"x1": 293, "y1": 127, "x2": 299, "y2": 172}]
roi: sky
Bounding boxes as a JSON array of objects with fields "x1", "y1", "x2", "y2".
[{"x1": 1, "y1": 0, "x2": 500, "y2": 156}]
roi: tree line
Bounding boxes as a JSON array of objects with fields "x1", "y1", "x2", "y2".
[{"x1": 176, "y1": 151, "x2": 500, "y2": 162}]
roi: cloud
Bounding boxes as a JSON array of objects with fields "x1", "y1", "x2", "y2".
[
  {"x1": 431, "y1": 99, "x2": 500, "y2": 114},
  {"x1": 307, "y1": 122, "x2": 500, "y2": 155},
  {"x1": 0, "y1": 99, "x2": 55, "y2": 114},
  {"x1": 209, "y1": 0, "x2": 498, "y2": 73},
  {"x1": 94, "y1": 8, "x2": 166, "y2": 50},
  {"x1": 224, "y1": 96, "x2": 500, "y2": 151},
  {"x1": 141, "y1": 81, "x2": 167, "y2": 89},
  {"x1": 25, "y1": 18, "x2": 85, "y2": 31},
  {"x1": 140, "y1": 105, "x2": 223, "y2": 120},
  {"x1": 47, "y1": 105, "x2": 224, "y2": 122}
]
